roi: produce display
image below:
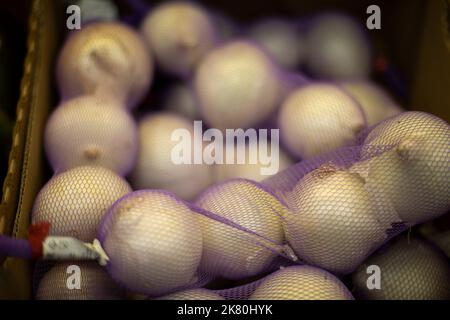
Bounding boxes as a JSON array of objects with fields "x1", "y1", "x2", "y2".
[{"x1": 0, "y1": 1, "x2": 449, "y2": 301}]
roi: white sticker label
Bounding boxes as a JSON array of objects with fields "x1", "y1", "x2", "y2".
[{"x1": 42, "y1": 237, "x2": 109, "y2": 266}]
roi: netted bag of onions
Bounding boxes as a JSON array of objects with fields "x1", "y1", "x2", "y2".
[
  {"x1": 261, "y1": 111, "x2": 449, "y2": 275},
  {"x1": 94, "y1": 188, "x2": 295, "y2": 298}
]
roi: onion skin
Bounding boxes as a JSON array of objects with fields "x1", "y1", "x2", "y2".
[
  {"x1": 278, "y1": 83, "x2": 366, "y2": 159},
  {"x1": 249, "y1": 266, "x2": 354, "y2": 300},
  {"x1": 194, "y1": 40, "x2": 282, "y2": 130},
  {"x1": 36, "y1": 262, "x2": 124, "y2": 300},
  {"x1": 141, "y1": 1, "x2": 217, "y2": 77},
  {"x1": 359, "y1": 112, "x2": 450, "y2": 224},
  {"x1": 32, "y1": 166, "x2": 131, "y2": 242},
  {"x1": 305, "y1": 13, "x2": 371, "y2": 80},
  {"x1": 57, "y1": 22, "x2": 153, "y2": 109},
  {"x1": 45, "y1": 94, "x2": 138, "y2": 176},
  {"x1": 195, "y1": 179, "x2": 286, "y2": 280},
  {"x1": 339, "y1": 80, "x2": 403, "y2": 126},
  {"x1": 156, "y1": 288, "x2": 224, "y2": 300},
  {"x1": 100, "y1": 190, "x2": 203, "y2": 296},
  {"x1": 130, "y1": 112, "x2": 213, "y2": 200},
  {"x1": 351, "y1": 236, "x2": 450, "y2": 300},
  {"x1": 284, "y1": 164, "x2": 385, "y2": 274}
]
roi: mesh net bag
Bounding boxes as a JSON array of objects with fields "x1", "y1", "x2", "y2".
[
  {"x1": 34, "y1": 261, "x2": 124, "y2": 300},
  {"x1": 32, "y1": 166, "x2": 131, "y2": 242},
  {"x1": 350, "y1": 235, "x2": 450, "y2": 300},
  {"x1": 24, "y1": 111, "x2": 448, "y2": 299},
  {"x1": 260, "y1": 111, "x2": 450, "y2": 275}
]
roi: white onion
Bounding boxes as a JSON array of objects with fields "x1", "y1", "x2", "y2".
[
  {"x1": 249, "y1": 266, "x2": 353, "y2": 300},
  {"x1": 305, "y1": 13, "x2": 371, "y2": 80},
  {"x1": 284, "y1": 164, "x2": 386, "y2": 274},
  {"x1": 340, "y1": 80, "x2": 403, "y2": 126},
  {"x1": 358, "y1": 112, "x2": 450, "y2": 224},
  {"x1": 351, "y1": 236, "x2": 450, "y2": 299},
  {"x1": 214, "y1": 140, "x2": 294, "y2": 183},
  {"x1": 130, "y1": 112, "x2": 213, "y2": 200},
  {"x1": 278, "y1": 83, "x2": 366, "y2": 159},
  {"x1": 194, "y1": 40, "x2": 282, "y2": 130},
  {"x1": 101, "y1": 190, "x2": 203, "y2": 296},
  {"x1": 32, "y1": 166, "x2": 131, "y2": 242},
  {"x1": 45, "y1": 94, "x2": 138, "y2": 176},
  {"x1": 195, "y1": 179, "x2": 286, "y2": 280},
  {"x1": 57, "y1": 22, "x2": 153, "y2": 109},
  {"x1": 248, "y1": 19, "x2": 305, "y2": 69},
  {"x1": 157, "y1": 288, "x2": 224, "y2": 300},
  {"x1": 36, "y1": 262, "x2": 123, "y2": 300},
  {"x1": 141, "y1": 1, "x2": 217, "y2": 77}
]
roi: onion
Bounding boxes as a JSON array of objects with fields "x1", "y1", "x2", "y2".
[
  {"x1": 194, "y1": 40, "x2": 282, "y2": 130},
  {"x1": 194, "y1": 179, "x2": 286, "y2": 280},
  {"x1": 351, "y1": 236, "x2": 450, "y2": 300},
  {"x1": 57, "y1": 22, "x2": 153, "y2": 109},
  {"x1": 339, "y1": 80, "x2": 403, "y2": 126},
  {"x1": 36, "y1": 262, "x2": 123, "y2": 300},
  {"x1": 284, "y1": 164, "x2": 386, "y2": 274},
  {"x1": 45, "y1": 94, "x2": 138, "y2": 176},
  {"x1": 305, "y1": 13, "x2": 371, "y2": 80},
  {"x1": 99, "y1": 190, "x2": 203, "y2": 296},
  {"x1": 163, "y1": 83, "x2": 200, "y2": 120},
  {"x1": 130, "y1": 112, "x2": 213, "y2": 200},
  {"x1": 156, "y1": 288, "x2": 224, "y2": 300},
  {"x1": 32, "y1": 166, "x2": 131, "y2": 242},
  {"x1": 214, "y1": 140, "x2": 294, "y2": 183},
  {"x1": 248, "y1": 19, "x2": 305, "y2": 69},
  {"x1": 141, "y1": 1, "x2": 217, "y2": 77},
  {"x1": 278, "y1": 83, "x2": 366, "y2": 159},
  {"x1": 357, "y1": 112, "x2": 450, "y2": 224},
  {"x1": 249, "y1": 266, "x2": 353, "y2": 300}
]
